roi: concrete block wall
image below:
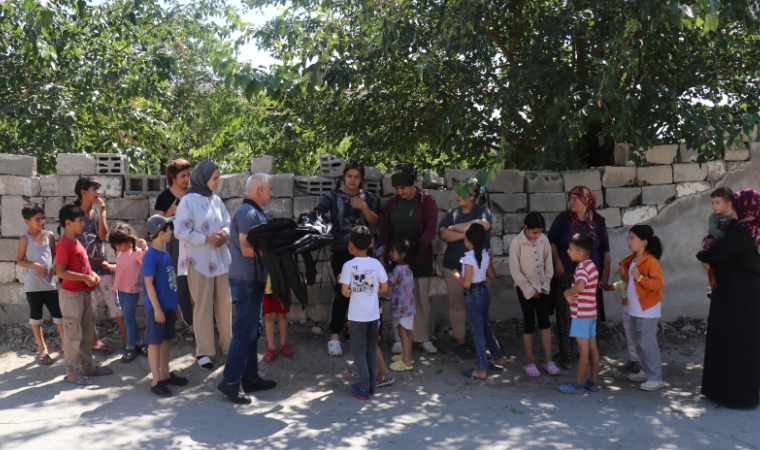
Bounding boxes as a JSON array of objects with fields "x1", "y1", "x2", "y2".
[{"x1": 0, "y1": 144, "x2": 755, "y2": 325}]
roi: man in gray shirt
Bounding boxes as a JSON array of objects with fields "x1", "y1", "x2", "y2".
[{"x1": 218, "y1": 174, "x2": 277, "y2": 404}]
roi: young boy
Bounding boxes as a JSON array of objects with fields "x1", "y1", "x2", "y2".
[
  {"x1": 339, "y1": 226, "x2": 388, "y2": 400},
  {"x1": 704, "y1": 187, "x2": 734, "y2": 298},
  {"x1": 56, "y1": 205, "x2": 113, "y2": 385},
  {"x1": 559, "y1": 233, "x2": 600, "y2": 395},
  {"x1": 143, "y1": 215, "x2": 188, "y2": 397},
  {"x1": 261, "y1": 290, "x2": 293, "y2": 362},
  {"x1": 17, "y1": 203, "x2": 63, "y2": 365}
]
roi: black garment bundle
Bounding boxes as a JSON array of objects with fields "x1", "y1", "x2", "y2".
[{"x1": 246, "y1": 212, "x2": 333, "y2": 309}]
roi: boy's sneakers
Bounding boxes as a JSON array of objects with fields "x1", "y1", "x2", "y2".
[
  {"x1": 583, "y1": 379, "x2": 600, "y2": 392},
  {"x1": 391, "y1": 342, "x2": 402, "y2": 354},
  {"x1": 217, "y1": 382, "x2": 252, "y2": 404},
  {"x1": 242, "y1": 378, "x2": 277, "y2": 394},
  {"x1": 421, "y1": 341, "x2": 438, "y2": 354},
  {"x1": 263, "y1": 349, "x2": 277, "y2": 362},
  {"x1": 559, "y1": 382, "x2": 586, "y2": 395},
  {"x1": 640, "y1": 380, "x2": 666, "y2": 391},
  {"x1": 280, "y1": 343, "x2": 294, "y2": 357},
  {"x1": 628, "y1": 370, "x2": 649, "y2": 382},
  {"x1": 350, "y1": 383, "x2": 370, "y2": 400},
  {"x1": 327, "y1": 340, "x2": 343, "y2": 356}
]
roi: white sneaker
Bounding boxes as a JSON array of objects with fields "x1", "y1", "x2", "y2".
[
  {"x1": 391, "y1": 341, "x2": 402, "y2": 354},
  {"x1": 421, "y1": 341, "x2": 438, "y2": 354},
  {"x1": 628, "y1": 370, "x2": 648, "y2": 382},
  {"x1": 640, "y1": 380, "x2": 666, "y2": 391},
  {"x1": 327, "y1": 340, "x2": 342, "y2": 356}
]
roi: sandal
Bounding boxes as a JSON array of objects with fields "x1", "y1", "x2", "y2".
[
  {"x1": 37, "y1": 353, "x2": 54, "y2": 365},
  {"x1": 121, "y1": 350, "x2": 138, "y2": 363},
  {"x1": 92, "y1": 344, "x2": 113, "y2": 355},
  {"x1": 623, "y1": 361, "x2": 642, "y2": 373},
  {"x1": 62, "y1": 374, "x2": 92, "y2": 386},
  {"x1": 487, "y1": 362, "x2": 504, "y2": 372},
  {"x1": 462, "y1": 369, "x2": 487, "y2": 381},
  {"x1": 85, "y1": 366, "x2": 113, "y2": 377},
  {"x1": 375, "y1": 373, "x2": 395, "y2": 387},
  {"x1": 561, "y1": 361, "x2": 573, "y2": 371},
  {"x1": 543, "y1": 362, "x2": 561, "y2": 376},
  {"x1": 197, "y1": 356, "x2": 215, "y2": 370},
  {"x1": 345, "y1": 369, "x2": 358, "y2": 380},
  {"x1": 389, "y1": 360, "x2": 414, "y2": 372},
  {"x1": 523, "y1": 364, "x2": 540, "y2": 377}
]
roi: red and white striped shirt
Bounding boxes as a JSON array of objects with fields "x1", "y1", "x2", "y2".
[{"x1": 572, "y1": 260, "x2": 598, "y2": 319}]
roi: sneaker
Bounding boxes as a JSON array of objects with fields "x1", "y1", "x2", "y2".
[
  {"x1": 628, "y1": 370, "x2": 649, "y2": 382},
  {"x1": 584, "y1": 379, "x2": 600, "y2": 392},
  {"x1": 559, "y1": 382, "x2": 585, "y2": 395},
  {"x1": 350, "y1": 383, "x2": 370, "y2": 400},
  {"x1": 375, "y1": 373, "x2": 395, "y2": 387},
  {"x1": 184, "y1": 329, "x2": 195, "y2": 343},
  {"x1": 327, "y1": 340, "x2": 343, "y2": 356},
  {"x1": 280, "y1": 343, "x2": 294, "y2": 357},
  {"x1": 421, "y1": 341, "x2": 438, "y2": 354},
  {"x1": 391, "y1": 341, "x2": 402, "y2": 354},
  {"x1": 263, "y1": 349, "x2": 277, "y2": 363},
  {"x1": 217, "y1": 382, "x2": 252, "y2": 404},
  {"x1": 242, "y1": 378, "x2": 277, "y2": 393},
  {"x1": 640, "y1": 380, "x2": 666, "y2": 391}
]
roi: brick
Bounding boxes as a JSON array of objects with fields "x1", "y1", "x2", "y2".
[
  {"x1": 724, "y1": 145, "x2": 750, "y2": 161},
  {"x1": 421, "y1": 169, "x2": 444, "y2": 189},
  {"x1": 95, "y1": 153, "x2": 128, "y2": 175},
  {"x1": 604, "y1": 187, "x2": 641, "y2": 207},
  {"x1": 445, "y1": 169, "x2": 477, "y2": 189},
  {"x1": 425, "y1": 189, "x2": 454, "y2": 211},
  {"x1": 224, "y1": 198, "x2": 243, "y2": 218},
  {"x1": 489, "y1": 193, "x2": 527, "y2": 213},
  {"x1": 601, "y1": 166, "x2": 637, "y2": 188},
  {"x1": 614, "y1": 143, "x2": 634, "y2": 166},
  {"x1": 293, "y1": 196, "x2": 322, "y2": 215},
  {"x1": 486, "y1": 170, "x2": 526, "y2": 193},
  {"x1": 56, "y1": 153, "x2": 97, "y2": 175},
  {"x1": 645, "y1": 145, "x2": 678, "y2": 165},
  {"x1": 525, "y1": 171, "x2": 564, "y2": 193},
  {"x1": 673, "y1": 163, "x2": 707, "y2": 182},
  {"x1": 0, "y1": 176, "x2": 40, "y2": 196},
  {"x1": 2, "y1": 196, "x2": 31, "y2": 237},
  {"x1": 636, "y1": 166, "x2": 673, "y2": 186},
  {"x1": 491, "y1": 213, "x2": 503, "y2": 236},
  {"x1": 215, "y1": 173, "x2": 250, "y2": 199},
  {"x1": 251, "y1": 155, "x2": 274, "y2": 174},
  {"x1": 44, "y1": 197, "x2": 64, "y2": 219},
  {"x1": 641, "y1": 185, "x2": 676, "y2": 205},
  {"x1": 107, "y1": 199, "x2": 149, "y2": 220},
  {"x1": 705, "y1": 160, "x2": 727, "y2": 181},
  {"x1": 319, "y1": 154, "x2": 345, "y2": 178},
  {"x1": 263, "y1": 198, "x2": 293, "y2": 218},
  {"x1": 676, "y1": 182, "x2": 712, "y2": 198},
  {"x1": 678, "y1": 145, "x2": 699, "y2": 162},
  {"x1": 562, "y1": 168, "x2": 602, "y2": 191},
  {"x1": 622, "y1": 206, "x2": 658, "y2": 226},
  {"x1": 295, "y1": 176, "x2": 334, "y2": 196},
  {"x1": 364, "y1": 166, "x2": 383, "y2": 181},
  {"x1": 528, "y1": 193, "x2": 567, "y2": 212},
  {"x1": 0, "y1": 154, "x2": 36, "y2": 177},
  {"x1": 596, "y1": 208, "x2": 622, "y2": 228},
  {"x1": 0, "y1": 239, "x2": 19, "y2": 261},
  {"x1": 272, "y1": 174, "x2": 295, "y2": 198},
  {"x1": 503, "y1": 213, "x2": 527, "y2": 234},
  {"x1": 39, "y1": 176, "x2": 58, "y2": 196},
  {"x1": 490, "y1": 236, "x2": 504, "y2": 256}
]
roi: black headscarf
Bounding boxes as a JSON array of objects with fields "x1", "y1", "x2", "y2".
[{"x1": 186, "y1": 160, "x2": 219, "y2": 198}]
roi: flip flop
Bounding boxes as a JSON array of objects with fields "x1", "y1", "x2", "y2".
[
  {"x1": 487, "y1": 362, "x2": 504, "y2": 372},
  {"x1": 92, "y1": 344, "x2": 113, "y2": 355},
  {"x1": 62, "y1": 374, "x2": 92, "y2": 386},
  {"x1": 462, "y1": 369, "x2": 487, "y2": 381},
  {"x1": 37, "y1": 354, "x2": 54, "y2": 365},
  {"x1": 389, "y1": 360, "x2": 414, "y2": 372},
  {"x1": 86, "y1": 366, "x2": 113, "y2": 377}
]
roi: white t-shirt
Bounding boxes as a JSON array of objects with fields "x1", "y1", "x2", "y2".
[
  {"x1": 627, "y1": 261, "x2": 661, "y2": 318},
  {"x1": 339, "y1": 257, "x2": 388, "y2": 322},
  {"x1": 460, "y1": 249, "x2": 490, "y2": 284}
]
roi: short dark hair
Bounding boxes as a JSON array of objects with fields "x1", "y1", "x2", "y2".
[
  {"x1": 59, "y1": 204, "x2": 85, "y2": 227},
  {"x1": 569, "y1": 233, "x2": 594, "y2": 255},
  {"x1": 148, "y1": 221, "x2": 173, "y2": 242},
  {"x1": 711, "y1": 187, "x2": 733, "y2": 202},
  {"x1": 108, "y1": 222, "x2": 138, "y2": 251},
  {"x1": 523, "y1": 212, "x2": 546, "y2": 230},
  {"x1": 74, "y1": 177, "x2": 101, "y2": 205},
  {"x1": 166, "y1": 159, "x2": 192, "y2": 187},
  {"x1": 349, "y1": 226, "x2": 373, "y2": 251},
  {"x1": 22, "y1": 203, "x2": 45, "y2": 220}
]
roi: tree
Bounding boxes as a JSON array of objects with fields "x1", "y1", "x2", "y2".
[{"x1": 244, "y1": 0, "x2": 760, "y2": 175}]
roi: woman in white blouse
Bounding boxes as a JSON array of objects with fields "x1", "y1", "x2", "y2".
[{"x1": 174, "y1": 160, "x2": 232, "y2": 370}]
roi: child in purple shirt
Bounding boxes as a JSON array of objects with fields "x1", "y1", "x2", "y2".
[{"x1": 388, "y1": 239, "x2": 416, "y2": 372}]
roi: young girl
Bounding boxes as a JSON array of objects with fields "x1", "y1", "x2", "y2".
[
  {"x1": 604, "y1": 280, "x2": 642, "y2": 373},
  {"x1": 618, "y1": 225, "x2": 666, "y2": 391},
  {"x1": 106, "y1": 223, "x2": 147, "y2": 363},
  {"x1": 450, "y1": 223, "x2": 506, "y2": 380},
  {"x1": 509, "y1": 212, "x2": 560, "y2": 377},
  {"x1": 388, "y1": 239, "x2": 416, "y2": 372}
]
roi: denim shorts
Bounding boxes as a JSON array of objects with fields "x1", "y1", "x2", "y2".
[{"x1": 570, "y1": 317, "x2": 597, "y2": 339}]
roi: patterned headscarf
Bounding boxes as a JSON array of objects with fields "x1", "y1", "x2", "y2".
[
  {"x1": 568, "y1": 185, "x2": 598, "y2": 238},
  {"x1": 731, "y1": 189, "x2": 760, "y2": 254}
]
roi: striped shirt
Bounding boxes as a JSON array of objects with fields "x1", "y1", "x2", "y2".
[{"x1": 572, "y1": 260, "x2": 598, "y2": 319}]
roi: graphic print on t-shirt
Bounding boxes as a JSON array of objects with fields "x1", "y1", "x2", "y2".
[{"x1": 350, "y1": 266, "x2": 376, "y2": 295}]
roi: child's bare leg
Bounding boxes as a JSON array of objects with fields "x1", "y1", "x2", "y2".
[
  {"x1": 56, "y1": 323, "x2": 65, "y2": 347},
  {"x1": 115, "y1": 316, "x2": 128, "y2": 346},
  {"x1": 92, "y1": 326, "x2": 102, "y2": 348},
  {"x1": 523, "y1": 333, "x2": 535, "y2": 365},
  {"x1": 376, "y1": 345, "x2": 389, "y2": 378},
  {"x1": 277, "y1": 313, "x2": 288, "y2": 347},
  {"x1": 148, "y1": 344, "x2": 161, "y2": 387},
  {"x1": 575, "y1": 338, "x2": 590, "y2": 385},
  {"x1": 589, "y1": 337, "x2": 600, "y2": 382},
  {"x1": 160, "y1": 340, "x2": 171, "y2": 381},
  {"x1": 399, "y1": 326, "x2": 413, "y2": 366},
  {"x1": 265, "y1": 312, "x2": 276, "y2": 350},
  {"x1": 31, "y1": 324, "x2": 48, "y2": 355},
  {"x1": 540, "y1": 328, "x2": 553, "y2": 363}
]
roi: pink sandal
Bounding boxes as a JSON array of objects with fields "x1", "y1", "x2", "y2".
[
  {"x1": 543, "y1": 362, "x2": 561, "y2": 376},
  {"x1": 523, "y1": 364, "x2": 540, "y2": 377}
]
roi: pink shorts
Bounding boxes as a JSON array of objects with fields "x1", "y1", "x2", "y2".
[{"x1": 262, "y1": 294, "x2": 290, "y2": 315}]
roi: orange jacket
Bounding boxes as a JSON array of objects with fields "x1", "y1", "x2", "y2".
[{"x1": 620, "y1": 253, "x2": 664, "y2": 311}]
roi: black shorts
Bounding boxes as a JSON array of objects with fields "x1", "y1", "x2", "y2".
[
  {"x1": 145, "y1": 309, "x2": 177, "y2": 345},
  {"x1": 26, "y1": 290, "x2": 62, "y2": 324}
]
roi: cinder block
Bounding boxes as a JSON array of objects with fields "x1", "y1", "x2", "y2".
[
  {"x1": 622, "y1": 206, "x2": 658, "y2": 226},
  {"x1": 2, "y1": 196, "x2": 31, "y2": 237},
  {"x1": 382, "y1": 175, "x2": 394, "y2": 196},
  {"x1": 263, "y1": 198, "x2": 293, "y2": 218},
  {"x1": 307, "y1": 283, "x2": 336, "y2": 305},
  {"x1": 0, "y1": 239, "x2": 19, "y2": 261},
  {"x1": 489, "y1": 193, "x2": 528, "y2": 213},
  {"x1": 503, "y1": 213, "x2": 527, "y2": 234},
  {"x1": 676, "y1": 182, "x2": 712, "y2": 198},
  {"x1": 562, "y1": 169, "x2": 602, "y2": 191},
  {"x1": 645, "y1": 145, "x2": 678, "y2": 165},
  {"x1": 0, "y1": 282, "x2": 26, "y2": 306},
  {"x1": 95, "y1": 153, "x2": 128, "y2": 175},
  {"x1": 673, "y1": 163, "x2": 707, "y2": 182},
  {"x1": 445, "y1": 169, "x2": 477, "y2": 189},
  {"x1": 641, "y1": 185, "x2": 676, "y2": 205},
  {"x1": 614, "y1": 143, "x2": 635, "y2": 166},
  {"x1": 44, "y1": 221, "x2": 60, "y2": 239},
  {"x1": 492, "y1": 256, "x2": 509, "y2": 277},
  {"x1": 678, "y1": 145, "x2": 699, "y2": 162},
  {"x1": 525, "y1": 172, "x2": 564, "y2": 193},
  {"x1": 364, "y1": 166, "x2": 383, "y2": 181},
  {"x1": 705, "y1": 160, "x2": 727, "y2": 181},
  {"x1": 272, "y1": 174, "x2": 295, "y2": 198},
  {"x1": 0, "y1": 154, "x2": 36, "y2": 177},
  {"x1": 502, "y1": 234, "x2": 517, "y2": 254},
  {"x1": 727, "y1": 162, "x2": 747, "y2": 171},
  {"x1": 293, "y1": 196, "x2": 322, "y2": 215},
  {"x1": 425, "y1": 189, "x2": 454, "y2": 211},
  {"x1": 319, "y1": 154, "x2": 346, "y2": 178},
  {"x1": 491, "y1": 236, "x2": 504, "y2": 256},
  {"x1": 601, "y1": 166, "x2": 637, "y2": 188},
  {"x1": 15, "y1": 264, "x2": 25, "y2": 284},
  {"x1": 0, "y1": 262, "x2": 16, "y2": 283},
  {"x1": 724, "y1": 145, "x2": 750, "y2": 161},
  {"x1": 491, "y1": 213, "x2": 503, "y2": 236},
  {"x1": 215, "y1": 173, "x2": 250, "y2": 199},
  {"x1": 596, "y1": 208, "x2": 622, "y2": 228},
  {"x1": 421, "y1": 169, "x2": 444, "y2": 189},
  {"x1": 487, "y1": 170, "x2": 526, "y2": 193},
  {"x1": 251, "y1": 155, "x2": 274, "y2": 174},
  {"x1": 636, "y1": 166, "x2": 673, "y2": 186},
  {"x1": 44, "y1": 197, "x2": 64, "y2": 219},
  {"x1": 56, "y1": 153, "x2": 97, "y2": 175},
  {"x1": 432, "y1": 237, "x2": 447, "y2": 256},
  {"x1": 528, "y1": 193, "x2": 567, "y2": 212},
  {"x1": 224, "y1": 198, "x2": 244, "y2": 218},
  {"x1": 593, "y1": 190, "x2": 604, "y2": 209},
  {"x1": 542, "y1": 213, "x2": 560, "y2": 228},
  {"x1": 106, "y1": 198, "x2": 149, "y2": 220},
  {"x1": 364, "y1": 180, "x2": 382, "y2": 199},
  {"x1": 99, "y1": 176, "x2": 124, "y2": 198},
  {"x1": 124, "y1": 175, "x2": 164, "y2": 198},
  {"x1": 39, "y1": 176, "x2": 58, "y2": 196},
  {"x1": 295, "y1": 176, "x2": 335, "y2": 196},
  {"x1": 604, "y1": 187, "x2": 641, "y2": 208},
  {"x1": 0, "y1": 176, "x2": 40, "y2": 196}
]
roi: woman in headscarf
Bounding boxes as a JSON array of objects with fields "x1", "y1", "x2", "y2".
[
  {"x1": 377, "y1": 163, "x2": 439, "y2": 354},
  {"x1": 697, "y1": 189, "x2": 760, "y2": 408},
  {"x1": 174, "y1": 160, "x2": 232, "y2": 370},
  {"x1": 548, "y1": 186, "x2": 611, "y2": 369}
]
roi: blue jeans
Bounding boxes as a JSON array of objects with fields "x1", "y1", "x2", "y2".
[
  {"x1": 117, "y1": 291, "x2": 143, "y2": 350},
  {"x1": 349, "y1": 320, "x2": 379, "y2": 391},
  {"x1": 464, "y1": 283, "x2": 504, "y2": 370},
  {"x1": 222, "y1": 279, "x2": 265, "y2": 384}
]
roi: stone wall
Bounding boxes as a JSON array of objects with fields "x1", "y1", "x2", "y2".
[{"x1": 0, "y1": 144, "x2": 756, "y2": 325}]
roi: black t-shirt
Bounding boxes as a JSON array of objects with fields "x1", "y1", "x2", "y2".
[{"x1": 154, "y1": 189, "x2": 177, "y2": 215}]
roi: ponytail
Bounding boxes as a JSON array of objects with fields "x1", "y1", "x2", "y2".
[
  {"x1": 464, "y1": 223, "x2": 487, "y2": 270},
  {"x1": 630, "y1": 225, "x2": 663, "y2": 260}
]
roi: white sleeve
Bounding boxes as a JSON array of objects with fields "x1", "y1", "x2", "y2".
[
  {"x1": 376, "y1": 261, "x2": 389, "y2": 283},
  {"x1": 338, "y1": 262, "x2": 351, "y2": 285},
  {"x1": 174, "y1": 197, "x2": 207, "y2": 246}
]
